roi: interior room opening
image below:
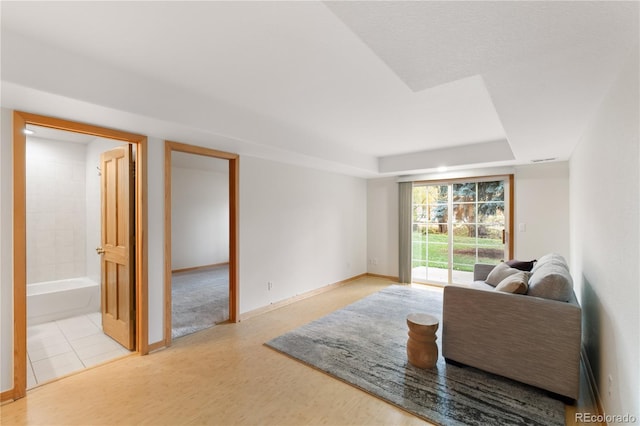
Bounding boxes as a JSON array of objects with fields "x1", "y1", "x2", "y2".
[
  {"x1": 170, "y1": 151, "x2": 230, "y2": 339},
  {"x1": 25, "y1": 125, "x2": 132, "y2": 388}
]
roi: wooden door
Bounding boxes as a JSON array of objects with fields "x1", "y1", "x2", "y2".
[{"x1": 99, "y1": 145, "x2": 136, "y2": 350}]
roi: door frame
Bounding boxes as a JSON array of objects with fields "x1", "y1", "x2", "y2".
[
  {"x1": 163, "y1": 141, "x2": 239, "y2": 347},
  {"x1": 10, "y1": 111, "x2": 148, "y2": 400}
]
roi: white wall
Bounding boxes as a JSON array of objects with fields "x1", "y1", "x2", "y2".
[
  {"x1": 569, "y1": 47, "x2": 639, "y2": 418},
  {"x1": 0, "y1": 108, "x2": 14, "y2": 392},
  {"x1": 146, "y1": 138, "x2": 165, "y2": 346},
  {"x1": 25, "y1": 138, "x2": 87, "y2": 283},
  {"x1": 171, "y1": 166, "x2": 229, "y2": 270},
  {"x1": 239, "y1": 156, "x2": 368, "y2": 313},
  {"x1": 514, "y1": 162, "x2": 570, "y2": 261}
]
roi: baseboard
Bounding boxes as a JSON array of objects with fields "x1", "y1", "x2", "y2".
[
  {"x1": 580, "y1": 346, "x2": 605, "y2": 421},
  {"x1": 366, "y1": 273, "x2": 399, "y2": 282},
  {"x1": 0, "y1": 388, "x2": 15, "y2": 403},
  {"x1": 172, "y1": 262, "x2": 229, "y2": 274},
  {"x1": 240, "y1": 273, "x2": 368, "y2": 321},
  {"x1": 147, "y1": 340, "x2": 166, "y2": 353}
]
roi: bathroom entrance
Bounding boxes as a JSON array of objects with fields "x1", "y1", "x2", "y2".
[{"x1": 11, "y1": 111, "x2": 148, "y2": 399}]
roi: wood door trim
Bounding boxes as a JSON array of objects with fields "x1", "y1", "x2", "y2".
[
  {"x1": 166, "y1": 140, "x2": 238, "y2": 160},
  {"x1": 13, "y1": 111, "x2": 147, "y2": 143},
  {"x1": 8, "y1": 111, "x2": 148, "y2": 402},
  {"x1": 164, "y1": 141, "x2": 239, "y2": 348},
  {"x1": 507, "y1": 174, "x2": 515, "y2": 260},
  {"x1": 11, "y1": 112, "x2": 27, "y2": 401}
]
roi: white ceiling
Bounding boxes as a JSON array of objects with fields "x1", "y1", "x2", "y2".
[{"x1": 1, "y1": 1, "x2": 638, "y2": 177}]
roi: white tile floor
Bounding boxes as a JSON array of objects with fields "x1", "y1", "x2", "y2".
[{"x1": 27, "y1": 312, "x2": 131, "y2": 388}]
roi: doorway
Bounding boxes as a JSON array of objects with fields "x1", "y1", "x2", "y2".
[
  {"x1": 164, "y1": 141, "x2": 239, "y2": 346},
  {"x1": 11, "y1": 111, "x2": 148, "y2": 400},
  {"x1": 411, "y1": 175, "x2": 514, "y2": 285}
]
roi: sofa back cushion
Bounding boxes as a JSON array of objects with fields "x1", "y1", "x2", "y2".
[
  {"x1": 528, "y1": 255, "x2": 573, "y2": 302},
  {"x1": 531, "y1": 253, "x2": 568, "y2": 274}
]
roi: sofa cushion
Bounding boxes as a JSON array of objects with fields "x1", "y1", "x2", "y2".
[
  {"x1": 528, "y1": 261, "x2": 573, "y2": 302},
  {"x1": 531, "y1": 253, "x2": 568, "y2": 274},
  {"x1": 485, "y1": 262, "x2": 519, "y2": 286},
  {"x1": 495, "y1": 272, "x2": 529, "y2": 294},
  {"x1": 505, "y1": 259, "x2": 536, "y2": 272},
  {"x1": 471, "y1": 280, "x2": 495, "y2": 291}
]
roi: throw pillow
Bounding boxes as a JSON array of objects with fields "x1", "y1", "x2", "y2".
[
  {"x1": 505, "y1": 259, "x2": 536, "y2": 272},
  {"x1": 495, "y1": 272, "x2": 529, "y2": 294},
  {"x1": 485, "y1": 262, "x2": 520, "y2": 286}
]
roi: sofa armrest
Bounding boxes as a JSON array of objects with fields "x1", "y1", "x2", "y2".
[
  {"x1": 442, "y1": 285, "x2": 582, "y2": 400},
  {"x1": 473, "y1": 263, "x2": 496, "y2": 282}
]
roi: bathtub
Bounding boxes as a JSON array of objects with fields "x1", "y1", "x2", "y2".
[{"x1": 27, "y1": 277, "x2": 101, "y2": 325}]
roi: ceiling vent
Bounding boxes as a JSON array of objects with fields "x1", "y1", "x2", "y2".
[{"x1": 531, "y1": 157, "x2": 557, "y2": 163}]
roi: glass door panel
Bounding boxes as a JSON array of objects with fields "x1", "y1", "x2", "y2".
[
  {"x1": 452, "y1": 182, "x2": 476, "y2": 283},
  {"x1": 452, "y1": 223, "x2": 477, "y2": 280},
  {"x1": 411, "y1": 186, "x2": 428, "y2": 281},
  {"x1": 477, "y1": 180, "x2": 505, "y2": 265},
  {"x1": 426, "y1": 185, "x2": 449, "y2": 283}
]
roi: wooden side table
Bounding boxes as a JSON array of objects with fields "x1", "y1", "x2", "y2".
[{"x1": 406, "y1": 313, "x2": 439, "y2": 369}]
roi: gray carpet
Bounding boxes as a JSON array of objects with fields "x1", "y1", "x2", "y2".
[
  {"x1": 266, "y1": 285, "x2": 565, "y2": 426},
  {"x1": 172, "y1": 265, "x2": 229, "y2": 339}
]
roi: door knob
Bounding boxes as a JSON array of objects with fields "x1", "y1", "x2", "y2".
[{"x1": 96, "y1": 247, "x2": 105, "y2": 254}]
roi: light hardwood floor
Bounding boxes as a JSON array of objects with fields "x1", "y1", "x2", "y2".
[{"x1": 1, "y1": 277, "x2": 599, "y2": 425}]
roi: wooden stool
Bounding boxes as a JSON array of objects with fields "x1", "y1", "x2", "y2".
[{"x1": 406, "y1": 313, "x2": 439, "y2": 369}]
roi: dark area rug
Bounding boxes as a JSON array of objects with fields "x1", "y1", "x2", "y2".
[
  {"x1": 266, "y1": 285, "x2": 565, "y2": 426},
  {"x1": 172, "y1": 265, "x2": 229, "y2": 339}
]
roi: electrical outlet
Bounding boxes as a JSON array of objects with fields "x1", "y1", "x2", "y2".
[{"x1": 267, "y1": 281, "x2": 273, "y2": 291}]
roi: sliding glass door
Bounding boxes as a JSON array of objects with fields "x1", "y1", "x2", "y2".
[{"x1": 411, "y1": 176, "x2": 512, "y2": 285}]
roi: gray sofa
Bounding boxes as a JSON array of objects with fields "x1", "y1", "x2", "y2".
[{"x1": 442, "y1": 253, "x2": 582, "y2": 401}]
